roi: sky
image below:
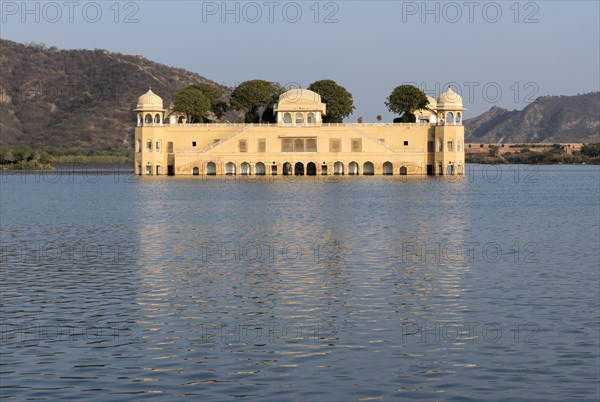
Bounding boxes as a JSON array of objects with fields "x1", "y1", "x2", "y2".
[{"x1": 1, "y1": 0, "x2": 599, "y2": 120}]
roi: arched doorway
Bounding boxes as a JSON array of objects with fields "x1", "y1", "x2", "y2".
[
  {"x1": 334, "y1": 162, "x2": 344, "y2": 175},
  {"x1": 294, "y1": 162, "x2": 304, "y2": 176},
  {"x1": 225, "y1": 162, "x2": 236, "y2": 175},
  {"x1": 363, "y1": 162, "x2": 374, "y2": 175},
  {"x1": 255, "y1": 162, "x2": 266, "y2": 176},
  {"x1": 206, "y1": 162, "x2": 216, "y2": 176},
  {"x1": 306, "y1": 162, "x2": 317, "y2": 176},
  {"x1": 400, "y1": 166, "x2": 408, "y2": 175},
  {"x1": 348, "y1": 162, "x2": 359, "y2": 175},
  {"x1": 283, "y1": 162, "x2": 292, "y2": 175},
  {"x1": 382, "y1": 162, "x2": 393, "y2": 175},
  {"x1": 241, "y1": 162, "x2": 251, "y2": 176},
  {"x1": 192, "y1": 167, "x2": 200, "y2": 176},
  {"x1": 448, "y1": 164, "x2": 454, "y2": 175}
]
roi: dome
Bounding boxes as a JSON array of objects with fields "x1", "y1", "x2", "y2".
[
  {"x1": 274, "y1": 88, "x2": 326, "y2": 114},
  {"x1": 279, "y1": 88, "x2": 321, "y2": 104},
  {"x1": 426, "y1": 95, "x2": 437, "y2": 109},
  {"x1": 438, "y1": 86, "x2": 462, "y2": 106},
  {"x1": 136, "y1": 89, "x2": 164, "y2": 110}
]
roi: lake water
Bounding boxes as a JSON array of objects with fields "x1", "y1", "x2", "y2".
[{"x1": 1, "y1": 165, "x2": 599, "y2": 401}]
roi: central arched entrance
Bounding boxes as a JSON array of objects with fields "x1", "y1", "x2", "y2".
[
  {"x1": 283, "y1": 162, "x2": 292, "y2": 175},
  {"x1": 306, "y1": 162, "x2": 317, "y2": 176},
  {"x1": 334, "y1": 162, "x2": 344, "y2": 175},
  {"x1": 348, "y1": 162, "x2": 359, "y2": 175},
  {"x1": 363, "y1": 162, "x2": 374, "y2": 175},
  {"x1": 206, "y1": 162, "x2": 216, "y2": 176},
  {"x1": 294, "y1": 162, "x2": 305, "y2": 175}
]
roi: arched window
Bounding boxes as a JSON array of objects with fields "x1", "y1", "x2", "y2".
[
  {"x1": 447, "y1": 141, "x2": 454, "y2": 152},
  {"x1": 206, "y1": 162, "x2": 216, "y2": 176},
  {"x1": 146, "y1": 163, "x2": 152, "y2": 175},
  {"x1": 457, "y1": 165, "x2": 463, "y2": 175},
  {"x1": 446, "y1": 112, "x2": 454, "y2": 124},
  {"x1": 137, "y1": 140, "x2": 142, "y2": 153},
  {"x1": 295, "y1": 113, "x2": 304, "y2": 126},
  {"x1": 137, "y1": 114, "x2": 142, "y2": 126},
  {"x1": 283, "y1": 113, "x2": 292, "y2": 126},
  {"x1": 156, "y1": 141, "x2": 162, "y2": 152},
  {"x1": 241, "y1": 162, "x2": 251, "y2": 176},
  {"x1": 307, "y1": 112, "x2": 316, "y2": 126},
  {"x1": 456, "y1": 112, "x2": 462, "y2": 123},
  {"x1": 306, "y1": 162, "x2": 317, "y2": 176},
  {"x1": 437, "y1": 139, "x2": 443, "y2": 152},
  {"x1": 192, "y1": 167, "x2": 200, "y2": 176},
  {"x1": 146, "y1": 141, "x2": 152, "y2": 151},
  {"x1": 225, "y1": 162, "x2": 236, "y2": 175},
  {"x1": 363, "y1": 162, "x2": 374, "y2": 175},
  {"x1": 383, "y1": 162, "x2": 393, "y2": 175},
  {"x1": 178, "y1": 116, "x2": 185, "y2": 124},
  {"x1": 154, "y1": 114, "x2": 161, "y2": 124},
  {"x1": 255, "y1": 162, "x2": 266, "y2": 176},
  {"x1": 294, "y1": 162, "x2": 304, "y2": 175},
  {"x1": 399, "y1": 166, "x2": 408, "y2": 175},
  {"x1": 457, "y1": 141, "x2": 462, "y2": 152},
  {"x1": 145, "y1": 114, "x2": 153, "y2": 124},
  {"x1": 156, "y1": 165, "x2": 162, "y2": 175},
  {"x1": 334, "y1": 162, "x2": 344, "y2": 175},
  {"x1": 137, "y1": 163, "x2": 142, "y2": 175},
  {"x1": 283, "y1": 162, "x2": 292, "y2": 175},
  {"x1": 448, "y1": 164, "x2": 454, "y2": 176},
  {"x1": 348, "y1": 162, "x2": 359, "y2": 175}
]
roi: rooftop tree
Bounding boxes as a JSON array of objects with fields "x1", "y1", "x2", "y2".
[
  {"x1": 231, "y1": 80, "x2": 282, "y2": 123},
  {"x1": 307, "y1": 79, "x2": 355, "y2": 123},
  {"x1": 386, "y1": 84, "x2": 430, "y2": 123},
  {"x1": 172, "y1": 86, "x2": 212, "y2": 123}
]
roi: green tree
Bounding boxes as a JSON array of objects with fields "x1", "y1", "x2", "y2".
[
  {"x1": 307, "y1": 79, "x2": 355, "y2": 123},
  {"x1": 376, "y1": 115, "x2": 382, "y2": 122},
  {"x1": 385, "y1": 85, "x2": 429, "y2": 123},
  {"x1": 190, "y1": 82, "x2": 222, "y2": 104},
  {"x1": 488, "y1": 145, "x2": 500, "y2": 157},
  {"x1": 231, "y1": 80, "x2": 280, "y2": 123},
  {"x1": 357, "y1": 116, "x2": 363, "y2": 123},
  {"x1": 172, "y1": 86, "x2": 211, "y2": 123},
  {"x1": 581, "y1": 142, "x2": 600, "y2": 157}
]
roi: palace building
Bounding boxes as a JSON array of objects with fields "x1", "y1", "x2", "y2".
[{"x1": 134, "y1": 86, "x2": 465, "y2": 176}]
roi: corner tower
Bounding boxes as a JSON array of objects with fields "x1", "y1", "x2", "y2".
[
  {"x1": 134, "y1": 89, "x2": 167, "y2": 175},
  {"x1": 434, "y1": 86, "x2": 465, "y2": 175}
]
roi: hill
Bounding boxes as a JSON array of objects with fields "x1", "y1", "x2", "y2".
[
  {"x1": 465, "y1": 93, "x2": 600, "y2": 143},
  {"x1": 0, "y1": 39, "x2": 227, "y2": 152}
]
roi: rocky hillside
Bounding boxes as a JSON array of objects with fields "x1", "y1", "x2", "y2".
[
  {"x1": 465, "y1": 93, "x2": 600, "y2": 143},
  {"x1": 0, "y1": 39, "x2": 227, "y2": 150}
]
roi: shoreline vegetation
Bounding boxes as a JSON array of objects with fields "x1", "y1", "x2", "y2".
[
  {"x1": 1, "y1": 143, "x2": 599, "y2": 170},
  {"x1": 0, "y1": 145, "x2": 132, "y2": 170},
  {"x1": 465, "y1": 143, "x2": 600, "y2": 165}
]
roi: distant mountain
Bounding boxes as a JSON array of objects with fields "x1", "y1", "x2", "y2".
[
  {"x1": 465, "y1": 93, "x2": 600, "y2": 143},
  {"x1": 0, "y1": 39, "x2": 228, "y2": 149}
]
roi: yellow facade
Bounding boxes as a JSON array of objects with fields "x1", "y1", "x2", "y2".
[{"x1": 134, "y1": 87, "x2": 465, "y2": 177}]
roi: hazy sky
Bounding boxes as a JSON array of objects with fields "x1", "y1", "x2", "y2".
[{"x1": 2, "y1": 0, "x2": 599, "y2": 120}]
